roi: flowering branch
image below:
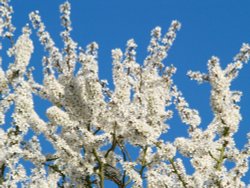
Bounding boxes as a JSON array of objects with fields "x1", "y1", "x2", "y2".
[{"x1": 0, "y1": 1, "x2": 249, "y2": 187}]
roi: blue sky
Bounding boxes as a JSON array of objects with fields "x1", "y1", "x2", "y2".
[{"x1": 6, "y1": 0, "x2": 250, "y2": 186}]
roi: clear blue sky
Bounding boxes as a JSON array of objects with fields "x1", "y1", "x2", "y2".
[{"x1": 7, "y1": 0, "x2": 250, "y2": 185}]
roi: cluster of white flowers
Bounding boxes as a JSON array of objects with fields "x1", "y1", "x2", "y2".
[
  {"x1": 0, "y1": 1, "x2": 249, "y2": 188},
  {"x1": 0, "y1": 0, "x2": 15, "y2": 44}
]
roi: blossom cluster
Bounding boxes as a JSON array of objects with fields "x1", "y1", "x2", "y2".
[{"x1": 0, "y1": 1, "x2": 249, "y2": 188}]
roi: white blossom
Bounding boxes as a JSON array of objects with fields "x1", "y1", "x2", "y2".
[{"x1": 0, "y1": 1, "x2": 249, "y2": 187}]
